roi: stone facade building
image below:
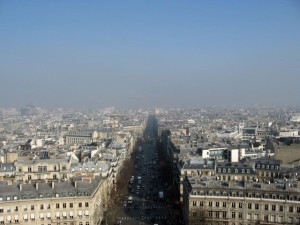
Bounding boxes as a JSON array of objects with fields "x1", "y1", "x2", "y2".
[
  {"x1": 183, "y1": 176, "x2": 300, "y2": 225},
  {"x1": 0, "y1": 177, "x2": 107, "y2": 225}
]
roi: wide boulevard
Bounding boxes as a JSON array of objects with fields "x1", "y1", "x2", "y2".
[{"x1": 115, "y1": 115, "x2": 172, "y2": 225}]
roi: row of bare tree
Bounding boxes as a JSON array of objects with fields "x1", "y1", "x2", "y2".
[{"x1": 102, "y1": 152, "x2": 135, "y2": 224}]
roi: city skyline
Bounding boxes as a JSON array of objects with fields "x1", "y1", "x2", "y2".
[{"x1": 1, "y1": 1, "x2": 300, "y2": 109}]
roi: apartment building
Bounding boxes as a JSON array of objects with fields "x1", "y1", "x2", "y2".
[
  {"x1": 183, "y1": 176, "x2": 300, "y2": 225},
  {"x1": 215, "y1": 162, "x2": 257, "y2": 182},
  {"x1": 65, "y1": 131, "x2": 96, "y2": 145},
  {"x1": 15, "y1": 157, "x2": 70, "y2": 183},
  {"x1": 0, "y1": 176, "x2": 107, "y2": 225},
  {"x1": 179, "y1": 158, "x2": 215, "y2": 203}
]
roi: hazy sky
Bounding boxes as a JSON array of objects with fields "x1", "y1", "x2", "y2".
[{"x1": 0, "y1": 1, "x2": 299, "y2": 109}]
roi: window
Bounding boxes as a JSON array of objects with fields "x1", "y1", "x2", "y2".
[
  {"x1": 63, "y1": 203, "x2": 66, "y2": 208},
  {"x1": 222, "y1": 212, "x2": 227, "y2": 218},
  {"x1": 265, "y1": 205, "x2": 268, "y2": 210},
  {"x1": 216, "y1": 202, "x2": 219, "y2": 207},
  {"x1": 297, "y1": 207, "x2": 300, "y2": 213},
  {"x1": 264, "y1": 194, "x2": 269, "y2": 199},
  {"x1": 47, "y1": 204, "x2": 50, "y2": 209},
  {"x1": 279, "y1": 206, "x2": 283, "y2": 212},
  {"x1": 232, "y1": 212, "x2": 236, "y2": 218},
  {"x1": 200, "y1": 201, "x2": 204, "y2": 206},
  {"x1": 289, "y1": 206, "x2": 293, "y2": 213},
  {"x1": 232, "y1": 202, "x2": 236, "y2": 208},
  {"x1": 28, "y1": 166, "x2": 32, "y2": 172},
  {"x1": 79, "y1": 203, "x2": 82, "y2": 208},
  {"x1": 31, "y1": 205, "x2": 34, "y2": 210},
  {"x1": 239, "y1": 203, "x2": 242, "y2": 208},
  {"x1": 247, "y1": 213, "x2": 251, "y2": 220},
  {"x1": 216, "y1": 212, "x2": 219, "y2": 218},
  {"x1": 69, "y1": 203, "x2": 73, "y2": 208},
  {"x1": 192, "y1": 201, "x2": 196, "y2": 206},
  {"x1": 238, "y1": 213, "x2": 243, "y2": 219},
  {"x1": 85, "y1": 222, "x2": 89, "y2": 225},
  {"x1": 56, "y1": 204, "x2": 59, "y2": 209},
  {"x1": 264, "y1": 215, "x2": 269, "y2": 222},
  {"x1": 223, "y1": 202, "x2": 226, "y2": 207},
  {"x1": 15, "y1": 206, "x2": 18, "y2": 212},
  {"x1": 272, "y1": 205, "x2": 276, "y2": 211},
  {"x1": 248, "y1": 203, "x2": 252, "y2": 209},
  {"x1": 209, "y1": 202, "x2": 212, "y2": 207},
  {"x1": 255, "y1": 204, "x2": 259, "y2": 210},
  {"x1": 40, "y1": 205, "x2": 44, "y2": 210}
]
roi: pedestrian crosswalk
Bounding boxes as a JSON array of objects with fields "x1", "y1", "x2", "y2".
[
  {"x1": 126, "y1": 205, "x2": 164, "y2": 209},
  {"x1": 119, "y1": 215, "x2": 167, "y2": 221}
]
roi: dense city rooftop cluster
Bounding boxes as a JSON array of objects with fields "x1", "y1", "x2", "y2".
[
  {"x1": 1, "y1": 106, "x2": 300, "y2": 225},
  {"x1": 155, "y1": 106, "x2": 300, "y2": 225},
  {"x1": 0, "y1": 106, "x2": 148, "y2": 224}
]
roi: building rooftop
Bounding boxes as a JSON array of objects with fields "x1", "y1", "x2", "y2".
[
  {"x1": 186, "y1": 176, "x2": 300, "y2": 194},
  {"x1": 0, "y1": 176, "x2": 102, "y2": 201}
]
